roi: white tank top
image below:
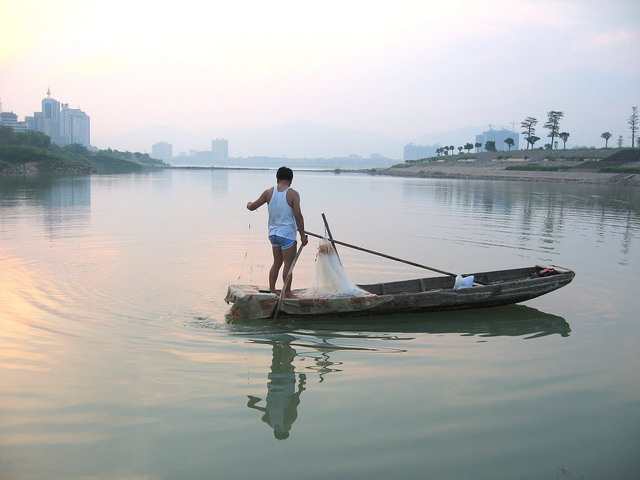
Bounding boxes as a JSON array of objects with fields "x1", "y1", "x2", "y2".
[{"x1": 268, "y1": 185, "x2": 297, "y2": 240}]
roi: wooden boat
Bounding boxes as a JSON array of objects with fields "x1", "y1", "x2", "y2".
[{"x1": 225, "y1": 265, "x2": 575, "y2": 321}]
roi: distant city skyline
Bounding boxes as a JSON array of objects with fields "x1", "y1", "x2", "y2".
[
  {"x1": 0, "y1": 90, "x2": 634, "y2": 160},
  {"x1": 2, "y1": 91, "x2": 529, "y2": 158},
  {"x1": 0, "y1": 89, "x2": 90, "y2": 147}
]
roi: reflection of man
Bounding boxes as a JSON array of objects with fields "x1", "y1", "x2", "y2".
[{"x1": 247, "y1": 342, "x2": 306, "y2": 440}]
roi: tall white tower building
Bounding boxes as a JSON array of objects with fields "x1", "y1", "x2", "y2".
[
  {"x1": 152, "y1": 141, "x2": 173, "y2": 161},
  {"x1": 25, "y1": 88, "x2": 61, "y2": 144},
  {"x1": 212, "y1": 138, "x2": 229, "y2": 164},
  {"x1": 60, "y1": 104, "x2": 91, "y2": 146}
]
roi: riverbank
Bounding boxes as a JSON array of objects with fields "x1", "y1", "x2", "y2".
[
  {"x1": 371, "y1": 148, "x2": 640, "y2": 186},
  {"x1": 0, "y1": 126, "x2": 167, "y2": 175}
]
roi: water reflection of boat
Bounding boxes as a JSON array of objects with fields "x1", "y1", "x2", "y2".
[
  {"x1": 226, "y1": 266, "x2": 575, "y2": 320},
  {"x1": 292, "y1": 304, "x2": 571, "y2": 339},
  {"x1": 229, "y1": 304, "x2": 570, "y2": 339},
  {"x1": 238, "y1": 305, "x2": 569, "y2": 439}
]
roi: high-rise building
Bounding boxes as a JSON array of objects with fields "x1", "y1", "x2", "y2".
[
  {"x1": 475, "y1": 127, "x2": 519, "y2": 151},
  {"x1": 42, "y1": 94, "x2": 60, "y2": 122},
  {"x1": 26, "y1": 91, "x2": 61, "y2": 144},
  {"x1": 212, "y1": 138, "x2": 229, "y2": 164},
  {"x1": 152, "y1": 141, "x2": 173, "y2": 161},
  {"x1": 60, "y1": 105, "x2": 91, "y2": 146},
  {"x1": 23, "y1": 89, "x2": 91, "y2": 147},
  {"x1": 403, "y1": 143, "x2": 440, "y2": 161},
  {"x1": 0, "y1": 111, "x2": 28, "y2": 132}
]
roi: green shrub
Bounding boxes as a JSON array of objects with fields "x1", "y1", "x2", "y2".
[
  {"x1": 599, "y1": 166, "x2": 640, "y2": 174},
  {"x1": 0, "y1": 144, "x2": 57, "y2": 164}
]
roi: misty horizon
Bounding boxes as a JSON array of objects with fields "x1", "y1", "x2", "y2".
[{"x1": 94, "y1": 121, "x2": 495, "y2": 159}]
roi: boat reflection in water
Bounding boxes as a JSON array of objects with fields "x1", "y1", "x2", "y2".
[
  {"x1": 303, "y1": 303, "x2": 572, "y2": 339},
  {"x1": 229, "y1": 304, "x2": 571, "y2": 338},
  {"x1": 233, "y1": 305, "x2": 570, "y2": 439}
]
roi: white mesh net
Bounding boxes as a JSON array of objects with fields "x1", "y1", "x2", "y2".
[{"x1": 302, "y1": 237, "x2": 369, "y2": 298}]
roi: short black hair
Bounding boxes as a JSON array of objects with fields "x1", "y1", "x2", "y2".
[{"x1": 276, "y1": 166, "x2": 293, "y2": 181}]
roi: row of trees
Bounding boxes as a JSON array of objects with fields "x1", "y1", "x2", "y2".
[
  {"x1": 436, "y1": 143, "x2": 481, "y2": 156},
  {"x1": 521, "y1": 111, "x2": 570, "y2": 150},
  {"x1": 434, "y1": 107, "x2": 638, "y2": 156},
  {"x1": 435, "y1": 110, "x2": 571, "y2": 157},
  {"x1": 523, "y1": 107, "x2": 639, "y2": 150}
]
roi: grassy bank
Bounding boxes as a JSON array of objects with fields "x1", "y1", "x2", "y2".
[
  {"x1": 0, "y1": 126, "x2": 166, "y2": 175},
  {"x1": 378, "y1": 147, "x2": 640, "y2": 185}
]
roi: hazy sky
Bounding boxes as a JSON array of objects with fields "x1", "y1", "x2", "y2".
[{"x1": 1, "y1": 0, "x2": 639, "y2": 154}]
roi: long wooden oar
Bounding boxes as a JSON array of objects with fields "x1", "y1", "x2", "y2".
[
  {"x1": 304, "y1": 231, "x2": 456, "y2": 277},
  {"x1": 272, "y1": 243, "x2": 306, "y2": 321}
]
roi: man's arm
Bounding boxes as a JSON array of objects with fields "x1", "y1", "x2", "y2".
[
  {"x1": 247, "y1": 188, "x2": 271, "y2": 211},
  {"x1": 289, "y1": 189, "x2": 308, "y2": 246}
]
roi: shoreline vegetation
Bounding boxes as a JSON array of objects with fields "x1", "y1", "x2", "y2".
[
  {"x1": 370, "y1": 148, "x2": 640, "y2": 186},
  {"x1": 0, "y1": 126, "x2": 167, "y2": 175},
  {"x1": 1, "y1": 125, "x2": 638, "y2": 186}
]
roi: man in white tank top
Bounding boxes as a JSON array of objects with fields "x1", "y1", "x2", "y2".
[{"x1": 247, "y1": 167, "x2": 308, "y2": 296}]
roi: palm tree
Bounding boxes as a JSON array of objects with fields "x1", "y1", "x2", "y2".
[
  {"x1": 544, "y1": 111, "x2": 564, "y2": 150},
  {"x1": 464, "y1": 142, "x2": 474, "y2": 153},
  {"x1": 628, "y1": 106, "x2": 638, "y2": 148},
  {"x1": 601, "y1": 132, "x2": 612, "y2": 148},
  {"x1": 558, "y1": 132, "x2": 570, "y2": 149},
  {"x1": 527, "y1": 136, "x2": 540, "y2": 149},
  {"x1": 474, "y1": 142, "x2": 482, "y2": 153},
  {"x1": 521, "y1": 117, "x2": 538, "y2": 150},
  {"x1": 504, "y1": 137, "x2": 515, "y2": 151}
]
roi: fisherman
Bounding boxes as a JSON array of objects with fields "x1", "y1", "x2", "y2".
[{"x1": 247, "y1": 166, "x2": 308, "y2": 297}]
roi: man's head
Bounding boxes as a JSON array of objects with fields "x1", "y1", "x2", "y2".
[{"x1": 276, "y1": 166, "x2": 293, "y2": 182}]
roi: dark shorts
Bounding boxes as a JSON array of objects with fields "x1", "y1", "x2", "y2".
[{"x1": 269, "y1": 235, "x2": 296, "y2": 250}]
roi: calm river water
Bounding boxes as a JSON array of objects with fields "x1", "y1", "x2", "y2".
[{"x1": 1, "y1": 169, "x2": 639, "y2": 479}]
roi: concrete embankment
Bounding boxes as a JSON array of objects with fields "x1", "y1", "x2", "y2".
[{"x1": 374, "y1": 148, "x2": 640, "y2": 186}]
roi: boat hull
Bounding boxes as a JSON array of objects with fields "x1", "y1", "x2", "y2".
[{"x1": 225, "y1": 265, "x2": 575, "y2": 321}]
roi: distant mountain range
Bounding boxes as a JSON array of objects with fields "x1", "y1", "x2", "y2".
[{"x1": 93, "y1": 121, "x2": 487, "y2": 160}]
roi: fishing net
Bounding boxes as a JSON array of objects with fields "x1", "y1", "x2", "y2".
[{"x1": 302, "y1": 237, "x2": 369, "y2": 297}]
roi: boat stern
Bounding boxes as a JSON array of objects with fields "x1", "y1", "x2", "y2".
[{"x1": 225, "y1": 285, "x2": 278, "y2": 320}]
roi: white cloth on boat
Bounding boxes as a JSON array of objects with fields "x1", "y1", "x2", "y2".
[{"x1": 453, "y1": 274, "x2": 474, "y2": 289}]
